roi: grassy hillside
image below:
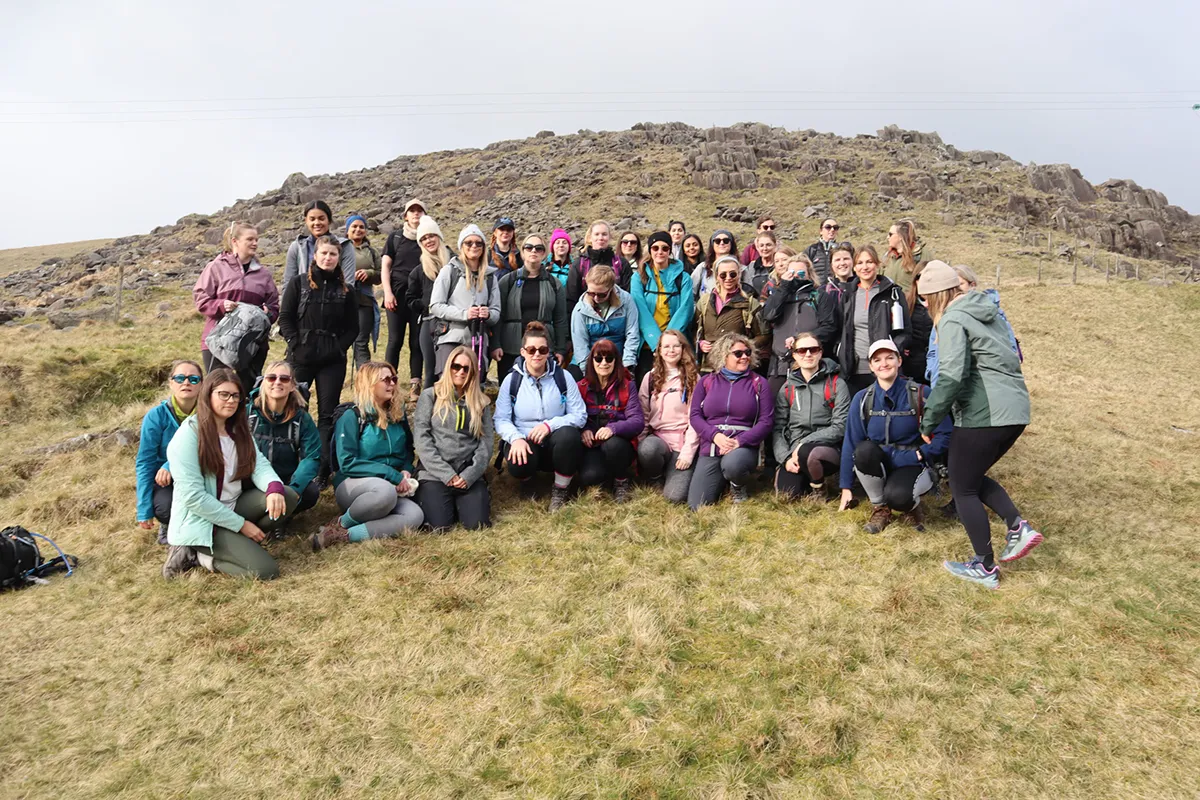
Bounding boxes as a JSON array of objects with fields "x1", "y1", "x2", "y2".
[
  {"x1": 0, "y1": 238, "x2": 111, "y2": 277},
  {"x1": 1, "y1": 225, "x2": 1198, "y2": 797}
]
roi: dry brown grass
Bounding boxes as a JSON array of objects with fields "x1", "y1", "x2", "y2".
[
  {"x1": 0, "y1": 235, "x2": 1198, "y2": 798},
  {"x1": 0, "y1": 239, "x2": 113, "y2": 277}
]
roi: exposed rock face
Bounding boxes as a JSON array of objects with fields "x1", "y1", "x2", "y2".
[{"x1": 1028, "y1": 164, "x2": 1099, "y2": 203}]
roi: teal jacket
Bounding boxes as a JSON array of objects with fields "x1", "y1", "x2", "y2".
[
  {"x1": 165, "y1": 416, "x2": 284, "y2": 548},
  {"x1": 630, "y1": 259, "x2": 695, "y2": 351},
  {"x1": 921, "y1": 291, "x2": 1031, "y2": 433},
  {"x1": 246, "y1": 389, "x2": 322, "y2": 494},
  {"x1": 135, "y1": 398, "x2": 188, "y2": 522},
  {"x1": 332, "y1": 405, "x2": 415, "y2": 488}
]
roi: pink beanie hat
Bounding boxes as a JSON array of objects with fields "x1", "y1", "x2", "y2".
[{"x1": 549, "y1": 228, "x2": 572, "y2": 251}]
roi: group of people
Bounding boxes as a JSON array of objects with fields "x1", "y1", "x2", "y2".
[{"x1": 135, "y1": 200, "x2": 1041, "y2": 589}]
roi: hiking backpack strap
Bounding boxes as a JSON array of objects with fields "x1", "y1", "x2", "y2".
[
  {"x1": 907, "y1": 381, "x2": 924, "y2": 424},
  {"x1": 824, "y1": 374, "x2": 838, "y2": 409}
]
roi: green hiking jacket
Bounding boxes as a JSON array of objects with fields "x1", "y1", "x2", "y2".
[
  {"x1": 921, "y1": 291, "x2": 1030, "y2": 433},
  {"x1": 771, "y1": 358, "x2": 851, "y2": 464}
]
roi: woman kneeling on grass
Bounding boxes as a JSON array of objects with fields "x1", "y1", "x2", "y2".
[
  {"x1": 413, "y1": 345, "x2": 494, "y2": 531},
  {"x1": 917, "y1": 262, "x2": 1041, "y2": 588},
  {"x1": 311, "y1": 362, "x2": 424, "y2": 550},
  {"x1": 161, "y1": 370, "x2": 299, "y2": 580},
  {"x1": 246, "y1": 360, "x2": 322, "y2": 513},
  {"x1": 136, "y1": 359, "x2": 203, "y2": 544},
  {"x1": 495, "y1": 321, "x2": 587, "y2": 511},
  {"x1": 637, "y1": 329, "x2": 699, "y2": 504},
  {"x1": 838, "y1": 339, "x2": 951, "y2": 534},
  {"x1": 687, "y1": 333, "x2": 774, "y2": 509},
  {"x1": 577, "y1": 339, "x2": 644, "y2": 503},
  {"x1": 772, "y1": 333, "x2": 850, "y2": 501}
]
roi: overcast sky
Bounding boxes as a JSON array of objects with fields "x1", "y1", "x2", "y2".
[{"x1": 2, "y1": 0, "x2": 1197, "y2": 250}]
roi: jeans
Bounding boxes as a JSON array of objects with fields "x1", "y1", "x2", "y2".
[
  {"x1": 636, "y1": 435, "x2": 694, "y2": 503},
  {"x1": 687, "y1": 447, "x2": 759, "y2": 510}
]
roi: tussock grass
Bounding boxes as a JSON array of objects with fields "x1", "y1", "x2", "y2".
[{"x1": 0, "y1": 243, "x2": 1198, "y2": 798}]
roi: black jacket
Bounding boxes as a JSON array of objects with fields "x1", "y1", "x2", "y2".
[
  {"x1": 837, "y1": 276, "x2": 911, "y2": 377},
  {"x1": 278, "y1": 268, "x2": 359, "y2": 367},
  {"x1": 905, "y1": 300, "x2": 933, "y2": 382},
  {"x1": 804, "y1": 240, "x2": 847, "y2": 285},
  {"x1": 566, "y1": 248, "x2": 630, "y2": 308},
  {"x1": 382, "y1": 231, "x2": 423, "y2": 295},
  {"x1": 761, "y1": 276, "x2": 841, "y2": 370}
]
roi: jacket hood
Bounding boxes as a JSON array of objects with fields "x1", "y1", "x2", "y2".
[
  {"x1": 513, "y1": 355, "x2": 563, "y2": 380},
  {"x1": 944, "y1": 289, "x2": 999, "y2": 325},
  {"x1": 783, "y1": 357, "x2": 840, "y2": 387}
]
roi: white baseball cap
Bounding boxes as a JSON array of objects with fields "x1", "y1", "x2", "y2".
[{"x1": 868, "y1": 339, "x2": 900, "y2": 358}]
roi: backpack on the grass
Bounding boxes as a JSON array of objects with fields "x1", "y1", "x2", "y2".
[{"x1": 0, "y1": 526, "x2": 77, "y2": 590}]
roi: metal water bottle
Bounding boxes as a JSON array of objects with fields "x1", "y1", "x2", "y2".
[{"x1": 891, "y1": 299, "x2": 903, "y2": 330}]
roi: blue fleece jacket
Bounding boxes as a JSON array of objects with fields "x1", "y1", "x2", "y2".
[
  {"x1": 839, "y1": 379, "x2": 952, "y2": 489},
  {"x1": 494, "y1": 357, "x2": 587, "y2": 444},
  {"x1": 630, "y1": 258, "x2": 695, "y2": 351},
  {"x1": 135, "y1": 399, "x2": 187, "y2": 522}
]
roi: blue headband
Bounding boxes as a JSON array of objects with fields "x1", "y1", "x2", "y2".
[{"x1": 346, "y1": 214, "x2": 366, "y2": 230}]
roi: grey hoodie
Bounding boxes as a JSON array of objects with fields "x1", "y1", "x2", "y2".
[{"x1": 412, "y1": 388, "x2": 494, "y2": 486}]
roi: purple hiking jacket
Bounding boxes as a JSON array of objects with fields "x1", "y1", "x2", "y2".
[{"x1": 689, "y1": 370, "x2": 774, "y2": 455}]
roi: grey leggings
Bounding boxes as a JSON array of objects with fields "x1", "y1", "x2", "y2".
[
  {"x1": 636, "y1": 434, "x2": 694, "y2": 504},
  {"x1": 334, "y1": 477, "x2": 424, "y2": 539},
  {"x1": 687, "y1": 447, "x2": 759, "y2": 510}
]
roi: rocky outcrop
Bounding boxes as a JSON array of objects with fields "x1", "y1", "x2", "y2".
[{"x1": 1028, "y1": 164, "x2": 1099, "y2": 203}]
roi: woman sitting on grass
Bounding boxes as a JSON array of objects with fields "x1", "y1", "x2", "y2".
[
  {"x1": 687, "y1": 333, "x2": 774, "y2": 509},
  {"x1": 771, "y1": 333, "x2": 850, "y2": 501},
  {"x1": 636, "y1": 329, "x2": 699, "y2": 504},
  {"x1": 311, "y1": 361, "x2": 424, "y2": 550},
  {"x1": 577, "y1": 339, "x2": 644, "y2": 503},
  {"x1": 246, "y1": 360, "x2": 322, "y2": 513},
  {"x1": 917, "y1": 262, "x2": 1040, "y2": 589},
  {"x1": 135, "y1": 359, "x2": 203, "y2": 544},
  {"x1": 413, "y1": 345, "x2": 494, "y2": 531},
  {"x1": 495, "y1": 321, "x2": 587, "y2": 512},
  {"x1": 161, "y1": 369, "x2": 298, "y2": 581}
]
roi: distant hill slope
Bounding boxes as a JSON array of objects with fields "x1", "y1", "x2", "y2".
[{"x1": 1, "y1": 122, "x2": 1195, "y2": 316}]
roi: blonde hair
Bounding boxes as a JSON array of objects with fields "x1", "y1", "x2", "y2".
[
  {"x1": 420, "y1": 233, "x2": 451, "y2": 281},
  {"x1": 352, "y1": 361, "x2": 407, "y2": 429},
  {"x1": 891, "y1": 219, "x2": 919, "y2": 275},
  {"x1": 460, "y1": 244, "x2": 488, "y2": 292},
  {"x1": 585, "y1": 264, "x2": 621, "y2": 308},
  {"x1": 221, "y1": 221, "x2": 257, "y2": 254},
  {"x1": 924, "y1": 286, "x2": 964, "y2": 326},
  {"x1": 433, "y1": 345, "x2": 490, "y2": 439},
  {"x1": 953, "y1": 264, "x2": 979, "y2": 287},
  {"x1": 585, "y1": 220, "x2": 611, "y2": 248},
  {"x1": 708, "y1": 332, "x2": 760, "y2": 371},
  {"x1": 252, "y1": 360, "x2": 307, "y2": 423}
]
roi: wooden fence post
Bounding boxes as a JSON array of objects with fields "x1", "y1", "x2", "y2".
[
  {"x1": 995, "y1": 264, "x2": 1001, "y2": 290},
  {"x1": 1105, "y1": 260, "x2": 1110, "y2": 283},
  {"x1": 1072, "y1": 259, "x2": 1078, "y2": 285},
  {"x1": 1136, "y1": 262, "x2": 1140, "y2": 280},
  {"x1": 115, "y1": 263, "x2": 124, "y2": 323},
  {"x1": 1037, "y1": 259, "x2": 1042, "y2": 285}
]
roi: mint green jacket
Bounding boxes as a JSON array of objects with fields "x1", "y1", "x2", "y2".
[{"x1": 165, "y1": 416, "x2": 284, "y2": 548}]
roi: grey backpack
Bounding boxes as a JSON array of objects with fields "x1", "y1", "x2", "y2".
[{"x1": 205, "y1": 303, "x2": 271, "y2": 369}]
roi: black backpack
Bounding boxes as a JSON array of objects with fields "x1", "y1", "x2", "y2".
[{"x1": 0, "y1": 526, "x2": 77, "y2": 590}]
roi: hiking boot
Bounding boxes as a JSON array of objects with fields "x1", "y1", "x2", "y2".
[
  {"x1": 730, "y1": 483, "x2": 749, "y2": 504},
  {"x1": 900, "y1": 503, "x2": 926, "y2": 532},
  {"x1": 805, "y1": 482, "x2": 829, "y2": 503},
  {"x1": 518, "y1": 478, "x2": 539, "y2": 500},
  {"x1": 943, "y1": 556, "x2": 1000, "y2": 589},
  {"x1": 311, "y1": 518, "x2": 350, "y2": 551},
  {"x1": 408, "y1": 378, "x2": 422, "y2": 403},
  {"x1": 940, "y1": 499, "x2": 958, "y2": 520},
  {"x1": 549, "y1": 485, "x2": 570, "y2": 512},
  {"x1": 161, "y1": 545, "x2": 197, "y2": 579},
  {"x1": 864, "y1": 504, "x2": 892, "y2": 534},
  {"x1": 156, "y1": 523, "x2": 169, "y2": 546},
  {"x1": 999, "y1": 520, "x2": 1044, "y2": 563},
  {"x1": 613, "y1": 477, "x2": 633, "y2": 504}
]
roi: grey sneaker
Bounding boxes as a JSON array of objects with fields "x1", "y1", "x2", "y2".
[
  {"x1": 999, "y1": 520, "x2": 1043, "y2": 563},
  {"x1": 162, "y1": 545, "x2": 197, "y2": 579},
  {"x1": 943, "y1": 556, "x2": 1000, "y2": 589},
  {"x1": 730, "y1": 483, "x2": 749, "y2": 504},
  {"x1": 613, "y1": 477, "x2": 633, "y2": 504},
  {"x1": 549, "y1": 485, "x2": 570, "y2": 512}
]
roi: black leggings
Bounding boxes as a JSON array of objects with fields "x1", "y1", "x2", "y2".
[
  {"x1": 152, "y1": 484, "x2": 173, "y2": 524},
  {"x1": 354, "y1": 304, "x2": 375, "y2": 370},
  {"x1": 416, "y1": 478, "x2": 491, "y2": 531},
  {"x1": 774, "y1": 442, "x2": 840, "y2": 497},
  {"x1": 578, "y1": 436, "x2": 636, "y2": 486},
  {"x1": 505, "y1": 426, "x2": 583, "y2": 480},
  {"x1": 293, "y1": 358, "x2": 348, "y2": 476},
  {"x1": 853, "y1": 440, "x2": 934, "y2": 512},
  {"x1": 202, "y1": 345, "x2": 268, "y2": 396},
  {"x1": 384, "y1": 298, "x2": 422, "y2": 382},
  {"x1": 949, "y1": 425, "x2": 1025, "y2": 559}
]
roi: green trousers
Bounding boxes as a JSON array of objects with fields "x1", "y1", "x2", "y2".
[{"x1": 197, "y1": 488, "x2": 299, "y2": 580}]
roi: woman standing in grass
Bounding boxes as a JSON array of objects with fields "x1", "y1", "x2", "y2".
[
  {"x1": 429, "y1": 225, "x2": 500, "y2": 379},
  {"x1": 381, "y1": 198, "x2": 426, "y2": 399},
  {"x1": 246, "y1": 360, "x2": 322, "y2": 513},
  {"x1": 771, "y1": 333, "x2": 850, "y2": 501},
  {"x1": 495, "y1": 233, "x2": 568, "y2": 380},
  {"x1": 566, "y1": 220, "x2": 627, "y2": 307},
  {"x1": 694, "y1": 255, "x2": 766, "y2": 374},
  {"x1": 838, "y1": 245, "x2": 911, "y2": 397},
  {"x1": 135, "y1": 359, "x2": 203, "y2": 544},
  {"x1": 545, "y1": 228, "x2": 574, "y2": 289},
  {"x1": 917, "y1": 262, "x2": 1041, "y2": 588},
  {"x1": 283, "y1": 200, "x2": 356, "y2": 288},
  {"x1": 618, "y1": 231, "x2": 644, "y2": 279},
  {"x1": 882, "y1": 219, "x2": 932, "y2": 294},
  {"x1": 577, "y1": 339, "x2": 644, "y2": 503},
  {"x1": 760, "y1": 252, "x2": 841, "y2": 396},
  {"x1": 405, "y1": 216, "x2": 453, "y2": 390},
  {"x1": 679, "y1": 233, "x2": 706, "y2": 276},
  {"x1": 311, "y1": 361, "x2": 424, "y2": 550},
  {"x1": 631, "y1": 231, "x2": 695, "y2": 380},
  {"x1": 413, "y1": 345, "x2": 494, "y2": 531},
  {"x1": 822, "y1": 242, "x2": 857, "y2": 309},
  {"x1": 637, "y1": 329, "x2": 699, "y2": 504},
  {"x1": 278, "y1": 234, "x2": 359, "y2": 481},
  {"x1": 161, "y1": 369, "x2": 298, "y2": 580},
  {"x1": 346, "y1": 214, "x2": 381, "y2": 370},
  {"x1": 687, "y1": 333, "x2": 774, "y2": 509},
  {"x1": 495, "y1": 322, "x2": 587, "y2": 512}
]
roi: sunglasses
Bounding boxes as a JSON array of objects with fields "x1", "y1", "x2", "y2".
[
  {"x1": 649, "y1": 244, "x2": 670, "y2": 253},
  {"x1": 449, "y1": 362, "x2": 471, "y2": 374},
  {"x1": 213, "y1": 390, "x2": 241, "y2": 402},
  {"x1": 718, "y1": 271, "x2": 739, "y2": 280},
  {"x1": 263, "y1": 373, "x2": 293, "y2": 384},
  {"x1": 378, "y1": 375, "x2": 399, "y2": 385},
  {"x1": 462, "y1": 240, "x2": 484, "y2": 250},
  {"x1": 522, "y1": 244, "x2": 546, "y2": 253},
  {"x1": 592, "y1": 353, "x2": 616, "y2": 364},
  {"x1": 823, "y1": 224, "x2": 840, "y2": 231},
  {"x1": 523, "y1": 345, "x2": 550, "y2": 356},
  {"x1": 793, "y1": 345, "x2": 822, "y2": 355},
  {"x1": 620, "y1": 239, "x2": 638, "y2": 246},
  {"x1": 586, "y1": 289, "x2": 611, "y2": 300},
  {"x1": 760, "y1": 224, "x2": 776, "y2": 231},
  {"x1": 713, "y1": 237, "x2": 732, "y2": 245},
  {"x1": 730, "y1": 349, "x2": 751, "y2": 359},
  {"x1": 171, "y1": 374, "x2": 202, "y2": 385}
]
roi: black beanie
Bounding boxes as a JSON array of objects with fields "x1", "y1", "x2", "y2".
[{"x1": 648, "y1": 231, "x2": 672, "y2": 250}]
